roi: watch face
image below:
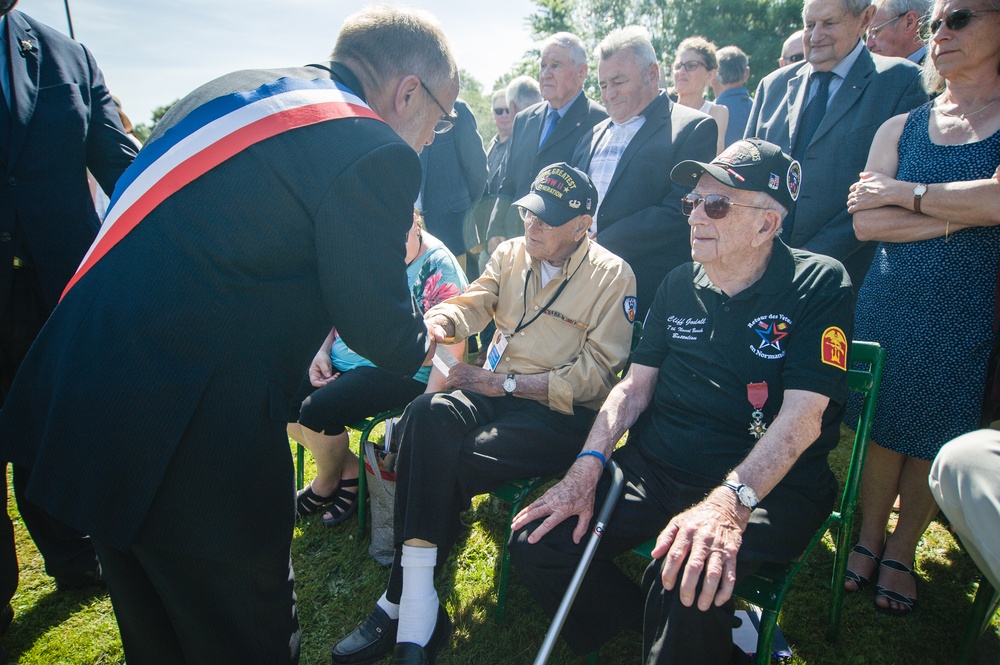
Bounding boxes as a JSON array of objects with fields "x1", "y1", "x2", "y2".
[
  {"x1": 738, "y1": 485, "x2": 758, "y2": 508},
  {"x1": 914, "y1": 184, "x2": 927, "y2": 196},
  {"x1": 503, "y1": 376, "x2": 516, "y2": 393}
]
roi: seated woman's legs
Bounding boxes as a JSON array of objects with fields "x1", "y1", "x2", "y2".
[{"x1": 846, "y1": 441, "x2": 904, "y2": 591}]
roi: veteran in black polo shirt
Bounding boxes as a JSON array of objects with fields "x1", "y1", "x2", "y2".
[{"x1": 510, "y1": 138, "x2": 855, "y2": 664}]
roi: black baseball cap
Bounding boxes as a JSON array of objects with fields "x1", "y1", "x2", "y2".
[
  {"x1": 514, "y1": 162, "x2": 598, "y2": 227},
  {"x1": 670, "y1": 138, "x2": 801, "y2": 212}
]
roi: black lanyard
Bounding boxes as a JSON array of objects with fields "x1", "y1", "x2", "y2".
[{"x1": 513, "y1": 248, "x2": 588, "y2": 334}]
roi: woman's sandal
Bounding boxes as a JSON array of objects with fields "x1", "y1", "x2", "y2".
[
  {"x1": 322, "y1": 476, "x2": 361, "y2": 527},
  {"x1": 844, "y1": 544, "x2": 881, "y2": 592},
  {"x1": 296, "y1": 483, "x2": 338, "y2": 519},
  {"x1": 874, "y1": 559, "x2": 918, "y2": 617}
]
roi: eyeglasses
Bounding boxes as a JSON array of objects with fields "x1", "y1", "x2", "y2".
[
  {"x1": 919, "y1": 8, "x2": 1000, "y2": 39},
  {"x1": 519, "y1": 208, "x2": 558, "y2": 232},
  {"x1": 673, "y1": 60, "x2": 707, "y2": 72},
  {"x1": 419, "y1": 79, "x2": 459, "y2": 134},
  {"x1": 681, "y1": 193, "x2": 771, "y2": 219},
  {"x1": 493, "y1": 107, "x2": 510, "y2": 116},
  {"x1": 867, "y1": 12, "x2": 907, "y2": 40},
  {"x1": 786, "y1": 53, "x2": 805, "y2": 63}
]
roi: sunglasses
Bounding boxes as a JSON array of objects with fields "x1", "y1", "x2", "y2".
[
  {"x1": 493, "y1": 107, "x2": 510, "y2": 115},
  {"x1": 786, "y1": 53, "x2": 805, "y2": 63},
  {"x1": 919, "y1": 8, "x2": 1000, "y2": 39},
  {"x1": 419, "y1": 79, "x2": 459, "y2": 134},
  {"x1": 673, "y1": 60, "x2": 707, "y2": 72},
  {"x1": 681, "y1": 193, "x2": 771, "y2": 219}
]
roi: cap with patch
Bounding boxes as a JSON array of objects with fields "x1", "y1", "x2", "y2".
[
  {"x1": 514, "y1": 162, "x2": 598, "y2": 227},
  {"x1": 669, "y1": 138, "x2": 801, "y2": 212}
]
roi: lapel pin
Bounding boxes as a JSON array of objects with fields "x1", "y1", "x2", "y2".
[{"x1": 19, "y1": 39, "x2": 36, "y2": 56}]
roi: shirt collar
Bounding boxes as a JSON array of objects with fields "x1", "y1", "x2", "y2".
[
  {"x1": 693, "y1": 239, "x2": 794, "y2": 297},
  {"x1": 808, "y1": 39, "x2": 865, "y2": 81},
  {"x1": 907, "y1": 45, "x2": 926, "y2": 64},
  {"x1": 550, "y1": 90, "x2": 583, "y2": 117},
  {"x1": 528, "y1": 236, "x2": 592, "y2": 275}
]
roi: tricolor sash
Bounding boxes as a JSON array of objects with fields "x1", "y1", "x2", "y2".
[{"x1": 61, "y1": 77, "x2": 383, "y2": 299}]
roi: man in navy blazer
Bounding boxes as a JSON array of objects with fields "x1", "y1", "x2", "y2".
[
  {"x1": 573, "y1": 27, "x2": 717, "y2": 315},
  {"x1": 0, "y1": 0, "x2": 137, "y2": 626},
  {"x1": 745, "y1": 0, "x2": 926, "y2": 287},
  {"x1": 486, "y1": 32, "x2": 606, "y2": 251},
  {"x1": 0, "y1": 6, "x2": 454, "y2": 662}
]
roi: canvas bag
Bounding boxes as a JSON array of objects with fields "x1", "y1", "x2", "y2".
[{"x1": 363, "y1": 417, "x2": 399, "y2": 566}]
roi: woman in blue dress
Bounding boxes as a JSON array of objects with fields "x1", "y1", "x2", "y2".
[{"x1": 843, "y1": 0, "x2": 1000, "y2": 617}]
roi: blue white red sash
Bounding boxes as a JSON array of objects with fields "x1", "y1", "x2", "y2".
[{"x1": 61, "y1": 77, "x2": 382, "y2": 299}]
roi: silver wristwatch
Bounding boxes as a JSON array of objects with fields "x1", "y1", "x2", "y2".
[
  {"x1": 502, "y1": 373, "x2": 517, "y2": 397},
  {"x1": 722, "y1": 480, "x2": 759, "y2": 510}
]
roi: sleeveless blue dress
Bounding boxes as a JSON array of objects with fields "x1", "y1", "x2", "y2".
[{"x1": 847, "y1": 101, "x2": 1000, "y2": 460}]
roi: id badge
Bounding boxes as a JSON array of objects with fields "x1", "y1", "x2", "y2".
[{"x1": 484, "y1": 334, "x2": 509, "y2": 373}]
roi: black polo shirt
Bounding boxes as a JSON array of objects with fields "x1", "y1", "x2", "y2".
[{"x1": 631, "y1": 241, "x2": 855, "y2": 500}]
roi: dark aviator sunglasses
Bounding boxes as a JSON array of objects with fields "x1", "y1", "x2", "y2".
[
  {"x1": 681, "y1": 193, "x2": 771, "y2": 220},
  {"x1": 919, "y1": 8, "x2": 1000, "y2": 39}
]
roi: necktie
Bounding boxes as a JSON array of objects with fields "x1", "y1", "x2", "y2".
[
  {"x1": 792, "y1": 71, "x2": 834, "y2": 160},
  {"x1": 538, "y1": 108, "x2": 560, "y2": 149}
]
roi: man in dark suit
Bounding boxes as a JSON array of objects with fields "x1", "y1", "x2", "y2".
[
  {"x1": 0, "y1": 0, "x2": 137, "y2": 627},
  {"x1": 745, "y1": 0, "x2": 926, "y2": 286},
  {"x1": 0, "y1": 5, "x2": 454, "y2": 663},
  {"x1": 417, "y1": 98, "x2": 486, "y2": 267},
  {"x1": 486, "y1": 32, "x2": 606, "y2": 253},
  {"x1": 573, "y1": 26, "x2": 717, "y2": 315}
]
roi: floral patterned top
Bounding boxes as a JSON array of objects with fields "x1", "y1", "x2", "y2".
[{"x1": 330, "y1": 232, "x2": 467, "y2": 382}]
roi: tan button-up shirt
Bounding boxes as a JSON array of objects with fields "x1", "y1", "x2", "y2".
[{"x1": 426, "y1": 237, "x2": 637, "y2": 414}]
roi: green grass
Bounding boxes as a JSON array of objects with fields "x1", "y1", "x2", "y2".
[{"x1": 5, "y1": 426, "x2": 1000, "y2": 664}]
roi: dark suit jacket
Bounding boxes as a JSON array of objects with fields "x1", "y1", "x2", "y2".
[
  {"x1": 573, "y1": 93, "x2": 717, "y2": 314},
  {"x1": 0, "y1": 62, "x2": 429, "y2": 560},
  {"x1": 746, "y1": 47, "x2": 926, "y2": 285},
  {"x1": 487, "y1": 93, "x2": 606, "y2": 241},
  {"x1": 0, "y1": 10, "x2": 137, "y2": 320},
  {"x1": 715, "y1": 86, "x2": 752, "y2": 148},
  {"x1": 419, "y1": 99, "x2": 487, "y2": 255}
]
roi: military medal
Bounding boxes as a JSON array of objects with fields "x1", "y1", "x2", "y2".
[{"x1": 747, "y1": 381, "x2": 768, "y2": 440}]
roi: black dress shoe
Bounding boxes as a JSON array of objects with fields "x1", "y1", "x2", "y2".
[
  {"x1": 391, "y1": 604, "x2": 452, "y2": 665},
  {"x1": 331, "y1": 605, "x2": 398, "y2": 664},
  {"x1": 55, "y1": 564, "x2": 105, "y2": 591}
]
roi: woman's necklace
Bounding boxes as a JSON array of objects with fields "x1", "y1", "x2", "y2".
[{"x1": 934, "y1": 94, "x2": 1000, "y2": 121}]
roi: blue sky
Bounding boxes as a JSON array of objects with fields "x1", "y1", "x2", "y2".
[{"x1": 16, "y1": 0, "x2": 537, "y2": 126}]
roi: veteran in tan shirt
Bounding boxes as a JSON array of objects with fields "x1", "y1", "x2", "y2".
[{"x1": 331, "y1": 163, "x2": 636, "y2": 665}]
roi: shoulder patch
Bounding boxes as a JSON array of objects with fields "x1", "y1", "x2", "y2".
[
  {"x1": 623, "y1": 296, "x2": 637, "y2": 323},
  {"x1": 821, "y1": 326, "x2": 848, "y2": 371}
]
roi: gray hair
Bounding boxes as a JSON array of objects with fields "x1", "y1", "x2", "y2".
[
  {"x1": 716, "y1": 46, "x2": 749, "y2": 85},
  {"x1": 331, "y1": 4, "x2": 457, "y2": 93},
  {"x1": 539, "y1": 32, "x2": 588, "y2": 68},
  {"x1": 872, "y1": 0, "x2": 931, "y2": 17},
  {"x1": 506, "y1": 76, "x2": 542, "y2": 109},
  {"x1": 804, "y1": 0, "x2": 873, "y2": 17},
  {"x1": 595, "y1": 26, "x2": 658, "y2": 74}
]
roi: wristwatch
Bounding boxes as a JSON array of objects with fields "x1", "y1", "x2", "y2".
[
  {"x1": 502, "y1": 373, "x2": 517, "y2": 397},
  {"x1": 912, "y1": 183, "x2": 928, "y2": 214},
  {"x1": 722, "y1": 480, "x2": 759, "y2": 510}
]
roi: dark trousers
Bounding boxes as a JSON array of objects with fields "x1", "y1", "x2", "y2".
[
  {"x1": 509, "y1": 444, "x2": 830, "y2": 662},
  {"x1": 93, "y1": 534, "x2": 300, "y2": 665},
  {"x1": 0, "y1": 267, "x2": 98, "y2": 604},
  {"x1": 385, "y1": 390, "x2": 595, "y2": 602}
]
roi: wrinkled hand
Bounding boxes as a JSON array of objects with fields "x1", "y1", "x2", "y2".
[
  {"x1": 511, "y1": 461, "x2": 602, "y2": 544},
  {"x1": 309, "y1": 351, "x2": 339, "y2": 388},
  {"x1": 847, "y1": 171, "x2": 900, "y2": 214},
  {"x1": 650, "y1": 489, "x2": 748, "y2": 611},
  {"x1": 444, "y1": 361, "x2": 499, "y2": 394}
]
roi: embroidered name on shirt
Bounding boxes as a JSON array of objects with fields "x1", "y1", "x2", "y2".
[{"x1": 666, "y1": 315, "x2": 707, "y2": 341}]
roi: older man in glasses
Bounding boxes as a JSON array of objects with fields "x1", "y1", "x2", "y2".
[
  {"x1": 510, "y1": 139, "x2": 855, "y2": 664},
  {"x1": 331, "y1": 162, "x2": 635, "y2": 665},
  {"x1": 866, "y1": 0, "x2": 931, "y2": 63}
]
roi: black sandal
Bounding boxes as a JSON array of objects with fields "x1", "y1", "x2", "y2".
[
  {"x1": 874, "y1": 559, "x2": 918, "y2": 617},
  {"x1": 296, "y1": 483, "x2": 338, "y2": 519},
  {"x1": 322, "y1": 476, "x2": 361, "y2": 526},
  {"x1": 844, "y1": 544, "x2": 881, "y2": 592}
]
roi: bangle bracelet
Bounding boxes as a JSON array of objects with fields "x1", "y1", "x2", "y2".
[
  {"x1": 576, "y1": 450, "x2": 607, "y2": 468},
  {"x1": 945, "y1": 220, "x2": 950, "y2": 243}
]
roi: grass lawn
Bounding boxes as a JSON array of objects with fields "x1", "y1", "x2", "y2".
[{"x1": 4, "y1": 426, "x2": 999, "y2": 664}]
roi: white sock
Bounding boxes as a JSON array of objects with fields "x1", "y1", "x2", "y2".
[
  {"x1": 396, "y1": 544, "x2": 439, "y2": 646},
  {"x1": 376, "y1": 591, "x2": 399, "y2": 620}
]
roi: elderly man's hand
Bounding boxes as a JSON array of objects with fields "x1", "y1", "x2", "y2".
[
  {"x1": 510, "y1": 459, "x2": 602, "y2": 544},
  {"x1": 444, "y1": 361, "x2": 501, "y2": 394},
  {"x1": 650, "y1": 488, "x2": 749, "y2": 611}
]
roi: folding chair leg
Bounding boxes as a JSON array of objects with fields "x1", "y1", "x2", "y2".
[
  {"x1": 495, "y1": 498, "x2": 524, "y2": 621},
  {"x1": 956, "y1": 577, "x2": 1000, "y2": 665},
  {"x1": 357, "y1": 444, "x2": 368, "y2": 539},
  {"x1": 296, "y1": 443, "x2": 305, "y2": 492},
  {"x1": 826, "y1": 520, "x2": 851, "y2": 642},
  {"x1": 754, "y1": 608, "x2": 778, "y2": 665}
]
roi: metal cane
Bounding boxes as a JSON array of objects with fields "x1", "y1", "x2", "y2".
[{"x1": 533, "y1": 459, "x2": 625, "y2": 665}]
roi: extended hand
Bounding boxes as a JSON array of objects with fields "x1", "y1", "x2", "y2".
[
  {"x1": 511, "y1": 461, "x2": 602, "y2": 544},
  {"x1": 650, "y1": 489, "x2": 747, "y2": 611}
]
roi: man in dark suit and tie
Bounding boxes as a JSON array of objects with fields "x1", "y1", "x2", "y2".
[
  {"x1": 0, "y1": 0, "x2": 137, "y2": 631},
  {"x1": 486, "y1": 32, "x2": 606, "y2": 252},
  {"x1": 0, "y1": 5, "x2": 454, "y2": 663},
  {"x1": 745, "y1": 0, "x2": 926, "y2": 287},
  {"x1": 573, "y1": 26, "x2": 717, "y2": 315}
]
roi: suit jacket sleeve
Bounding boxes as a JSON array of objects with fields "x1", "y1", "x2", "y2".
[
  {"x1": 455, "y1": 101, "x2": 488, "y2": 215},
  {"x1": 82, "y1": 44, "x2": 138, "y2": 195},
  {"x1": 744, "y1": 77, "x2": 767, "y2": 140},
  {"x1": 315, "y1": 141, "x2": 428, "y2": 377}
]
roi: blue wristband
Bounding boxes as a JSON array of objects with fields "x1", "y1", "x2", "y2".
[{"x1": 576, "y1": 450, "x2": 607, "y2": 469}]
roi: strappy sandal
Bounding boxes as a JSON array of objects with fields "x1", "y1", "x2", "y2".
[
  {"x1": 322, "y1": 476, "x2": 361, "y2": 527},
  {"x1": 296, "y1": 483, "x2": 337, "y2": 519},
  {"x1": 844, "y1": 544, "x2": 881, "y2": 592},
  {"x1": 874, "y1": 559, "x2": 918, "y2": 617}
]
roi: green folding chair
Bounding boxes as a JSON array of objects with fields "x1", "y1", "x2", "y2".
[
  {"x1": 956, "y1": 576, "x2": 1000, "y2": 664},
  {"x1": 629, "y1": 340, "x2": 885, "y2": 665}
]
